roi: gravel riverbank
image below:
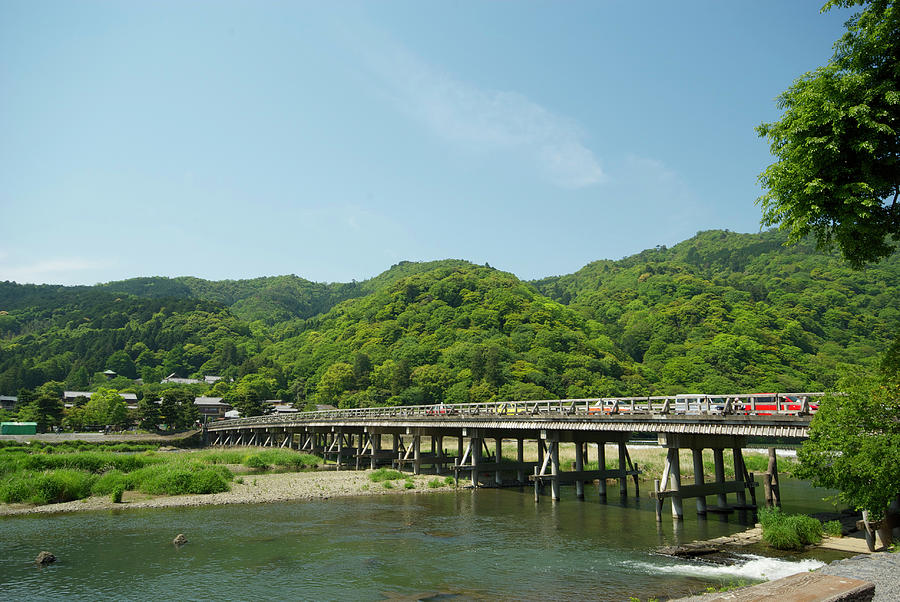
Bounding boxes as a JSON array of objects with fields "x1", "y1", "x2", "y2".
[
  {"x1": 818, "y1": 551, "x2": 900, "y2": 601},
  {"x1": 0, "y1": 469, "x2": 451, "y2": 517}
]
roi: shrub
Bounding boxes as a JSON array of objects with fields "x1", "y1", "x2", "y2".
[
  {"x1": 92, "y1": 470, "x2": 129, "y2": 496},
  {"x1": 30, "y1": 470, "x2": 95, "y2": 504},
  {"x1": 128, "y1": 463, "x2": 231, "y2": 496},
  {"x1": 428, "y1": 478, "x2": 443, "y2": 488},
  {"x1": 759, "y1": 507, "x2": 823, "y2": 550},
  {"x1": 824, "y1": 520, "x2": 843, "y2": 537},
  {"x1": 404, "y1": 481, "x2": 415, "y2": 489},
  {"x1": 382, "y1": 481, "x2": 393, "y2": 489},
  {"x1": 111, "y1": 484, "x2": 125, "y2": 503},
  {"x1": 243, "y1": 455, "x2": 270, "y2": 470},
  {"x1": 369, "y1": 468, "x2": 404, "y2": 482},
  {"x1": 444, "y1": 476, "x2": 455, "y2": 486}
]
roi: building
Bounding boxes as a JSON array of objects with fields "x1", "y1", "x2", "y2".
[
  {"x1": 0, "y1": 395, "x2": 17, "y2": 411},
  {"x1": 193, "y1": 397, "x2": 232, "y2": 420},
  {"x1": 161, "y1": 374, "x2": 225, "y2": 386},
  {"x1": 62, "y1": 391, "x2": 139, "y2": 410},
  {"x1": 161, "y1": 373, "x2": 201, "y2": 385}
]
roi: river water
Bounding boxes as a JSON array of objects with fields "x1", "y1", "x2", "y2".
[{"x1": 1, "y1": 479, "x2": 846, "y2": 601}]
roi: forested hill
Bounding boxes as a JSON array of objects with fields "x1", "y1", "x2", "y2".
[
  {"x1": 0, "y1": 230, "x2": 897, "y2": 408},
  {"x1": 95, "y1": 259, "x2": 476, "y2": 324}
]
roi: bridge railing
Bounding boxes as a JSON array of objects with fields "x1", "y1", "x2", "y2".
[{"x1": 208, "y1": 392, "x2": 827, "y2": 429}]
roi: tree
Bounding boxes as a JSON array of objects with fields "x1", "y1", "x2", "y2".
[
  {"x1": 225, "y1": 374, "x2": 274, "y2": 417},
  {"x1": 137, "y1": 397, "x2": 161, "y2": 431},
  {"x1": 757, "y1": 0, "x2": 900, "y2": 267},
  {"x1": 315, "y1": 362, "x2": 355, "y2": 406},
  {"x1": 797, "y1": 374, "x2": 900, "y2": 518},
  {"x1": 82, "y1": 389, "x2": 128, "y2": 428},
  {"x1": 159, "y1": 388, "x2": 196, "y2": 429}
]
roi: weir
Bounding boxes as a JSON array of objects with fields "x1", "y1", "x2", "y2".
[{"x1": 206, "y1": 394, "x2": 818, "y2": 520}]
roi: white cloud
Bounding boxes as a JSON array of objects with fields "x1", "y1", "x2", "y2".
[
  {"x1": 0, "y1": 256, "x2": 108, "y2": 285},
  {"x1": 361, "y1": 37, "x2": 605, "y2": 189}
]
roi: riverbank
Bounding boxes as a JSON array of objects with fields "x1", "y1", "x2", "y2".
[{"x1": 0, "y1": 469, "x2": 452, "y2": 517}]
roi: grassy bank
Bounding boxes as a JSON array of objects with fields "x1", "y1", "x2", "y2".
[{"x1": 0, "y1": 445, "x2": 322, "y2": 506}]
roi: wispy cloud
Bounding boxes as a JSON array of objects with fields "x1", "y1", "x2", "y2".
[
  {"x1": 0, "y1": 256, "x2": 108, "y2": 285},
  {"x1": 361, "y1": 35, "x2": 605, "y2": 189}
]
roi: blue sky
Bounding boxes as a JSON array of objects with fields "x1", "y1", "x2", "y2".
[{"x1": 0, "y1": 1, "x2": 852, "y2": 285}]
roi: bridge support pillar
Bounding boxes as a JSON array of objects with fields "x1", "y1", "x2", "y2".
[
  {"x1": 495, "y1": 438, "x2": 503, "y2": 486},
  {"x1": 714, "y1": 448, "x2": 727, "y2": 509},
  {"x1": 618, "y1": 442, "x2": 628, "y2": 497},
  {"x1": 517, "y1": 438, "x2": 525, "y2": 485},
  {"x1": 574, "y1": 441, "x2": 585, "y2": 499},
  {"x1": 471, "y1": 434, "x2": 482, "y2": 487},
  {"x1": 597, "y1": 443, "x2": 607, "y2": 499},
  {"x1": 550, "y1": 437, "x2": 560, "y2": 502},
  {"x1": 653, "y1": 434, "x2": 756, "y2": 522},
  {"x1": 413, "y1": 434, "x2": 421, "y2": 475},
  {"x1": 692, "y1": 448, "x2": 707, "y2": 515}
]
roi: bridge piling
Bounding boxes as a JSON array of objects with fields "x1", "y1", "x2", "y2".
[
  {"x1": 574, "y1": 441, "x2": 585, "y2": 499},
  {"x1": 517, "y1": 438, "x2": 525, "y2": 485},
  {"x1": 692, "y1": 448, "x2": 707, "y2": 515},
  {"x1": 494, "y1": 438, "x2": 503, "y2": 486},
  {"x1": 597, "y1": 443, "x2": 607, "y2": 499}
]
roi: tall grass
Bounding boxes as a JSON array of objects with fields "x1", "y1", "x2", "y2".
[
  {"x1": 0, "y1": 469, "x2": 96, "y2": 505},
  {"x1": 369, "y1": 468, "x2": 404, "y2": 482},
  {"x1": 759, "y1": 507, "x2": 823, "y2": 550}
]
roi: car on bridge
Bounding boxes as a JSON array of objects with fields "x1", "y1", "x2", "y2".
[
  {"x1": 742, "y1": 394, "x2": 818, "y2": 415},
  {"x1": 588, "y1": 399, "x2": 631, "y2": 415},
  {"x1": 674, "y1": 394, "x2": 726, "y2": 414},
  {"x1": 425, "y1": 403, "x2": 457, "y2": 416}
]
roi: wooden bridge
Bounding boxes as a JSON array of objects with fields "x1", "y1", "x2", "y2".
[{"x1": 205, "y1": 393, "x2": 823, "y2": 521}]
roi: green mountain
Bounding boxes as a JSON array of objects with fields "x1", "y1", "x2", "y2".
[{"x1": 0, "y1": 230, "x2": 896, "y2": 409}]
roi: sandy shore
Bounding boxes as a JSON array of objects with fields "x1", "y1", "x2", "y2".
[{"x1": 0, "y1": 469, "x2": 454, "y2": 517}]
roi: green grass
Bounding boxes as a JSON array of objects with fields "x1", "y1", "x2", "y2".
[
  {"x1": 111, "y1": 484, "x2": 125, "y2": 503},
  {"x1": 759, "y1": 507, "x2": 823, "y2": 550},
  {"x1": 428, "y1": 478, "x2": 444, "y2": 488},
  {"x1": 0, "y1": 469, "x2": 96, "y2": 505},
  {"x1": 382, "y1": 481, "x2": 394, "y2": 489},
  {"x1": 823, "y1": 520, "x2": 843, "y2": 537},
  {"x1": 125, "y1": 463, "x2": 231, "y2": 495},
  {"x1": 369, "y1": 468, "x2": 404, "y2": 482}
]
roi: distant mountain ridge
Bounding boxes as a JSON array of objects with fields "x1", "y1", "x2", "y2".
[{"x1": 0, "y1": 230, "x2": 896, "y2": 406}]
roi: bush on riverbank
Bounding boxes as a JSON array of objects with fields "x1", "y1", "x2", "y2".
[
  {"x1": 759, "y1": 507, "x2": 823, "y2": 550},
  {"x1": 191, "y1": 449, "x2": 321, "y2": 471},
  {"x1": 0, "y1": 461, "x2": 232, "y2": 504},
  {"x1": 0, "y1": 446, "x2": 332, "y2": 506},
  {"x1": 369, "y1": 468, "x2": 404, "y2": 482}
]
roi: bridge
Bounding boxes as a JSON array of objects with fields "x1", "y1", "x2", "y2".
[{"x1": 205, "y1": 393, "x2": 823, "y2": 521}]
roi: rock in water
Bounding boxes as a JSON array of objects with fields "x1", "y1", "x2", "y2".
[
  {"x1": 35, "y1": 551, "x2": 56, "y2": 565},
  {"x1": 173, "y1": 534, "x2": 187, "y2": 546}
]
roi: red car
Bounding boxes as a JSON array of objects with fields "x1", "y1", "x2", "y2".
[{"x1": 743, "y1": 394, "x2": 818, "y2": 415}]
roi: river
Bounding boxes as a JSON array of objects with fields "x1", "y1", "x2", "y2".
[{"x1": 1, "y1": 479, "x2": 847, "y2": 600}]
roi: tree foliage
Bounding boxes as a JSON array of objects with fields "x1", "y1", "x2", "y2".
[
  {"x1": 0, "y1": 232, "x2": 897, "y2": 416},
  {"x1": 797, "y1": 373, "x2": 900, "y2": 517},
  {"x1": 756, "y1": 0, "x2": 900, "y2": 267}
]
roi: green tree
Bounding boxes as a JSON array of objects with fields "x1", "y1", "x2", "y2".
[
  {"x1": 82, "y1": 389, "x2": 128, "y2": 428},
  {"x1": 756, "y1": 0, "x2": 900, "y2": 267},
  {"x1": 136, "y1": 397, "x2": 161, "y2": 431},
  {"x1": 316, "y1": 362, "x2": 355, "y2": 406},
  {"x1": 798, "y1": 374, "x2": 900, "y2": 518},
  {"x1": 226, "y1": 374, "x2": 274, "y2": 417},
  {"x1": 159, "y1": 388, "x2": 196, "y2": 429}
]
